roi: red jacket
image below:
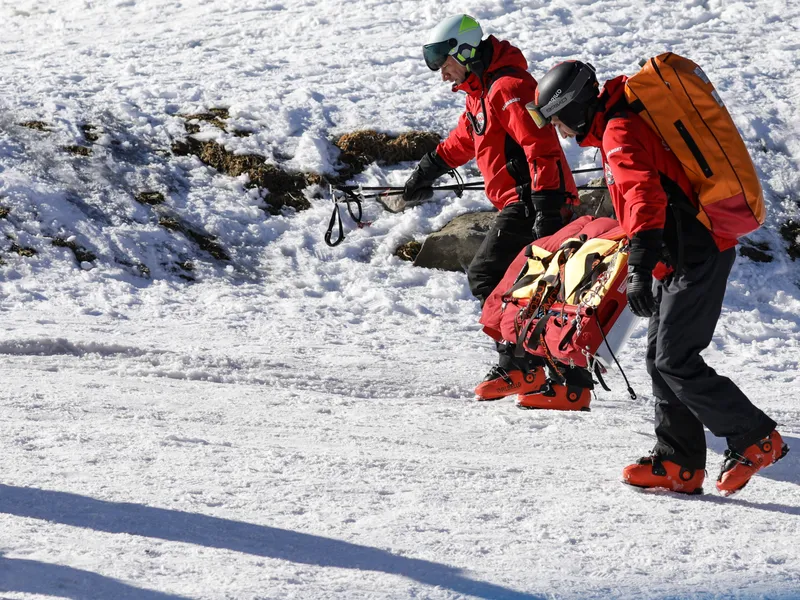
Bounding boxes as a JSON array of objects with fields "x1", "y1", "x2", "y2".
[
  {"x1": 578, "y1": 76, "x2": 736, "y2": 261},
  {"x1": 436, "y1": 37, "x2": 578, "y2": 211}
]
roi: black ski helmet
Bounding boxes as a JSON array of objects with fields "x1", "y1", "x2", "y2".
[{"x1": 527, "y1": 61, "x2": 600, "y2": 136}]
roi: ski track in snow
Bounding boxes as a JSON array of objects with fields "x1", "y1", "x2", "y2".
[{"x1": 1, "y1": 0, "x2": 800, "y2": 599}]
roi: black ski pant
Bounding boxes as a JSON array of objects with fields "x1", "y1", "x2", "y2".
[
  {"x1": 647, "y1": 247, "x2": 776, "y2": 470},
  {"x1": 468, "y1": 201, "x2": 536, "y2": 305}
]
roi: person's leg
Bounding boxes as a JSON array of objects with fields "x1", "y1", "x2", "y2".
[
  {"x1": 475, "y1": 344, "x2": 546, "y2": 401},
  {"x1": 653, "y1": 248, "x2": 775, "y2": 454},
  {"x1": 621, "y1": 280, "x2": 705, "y2": 493},
  {"x1": 467, "y1": 202, "x2": 535, "y2": 305},
  {"x1": 648, "y1": 280, "x2": 707, "y2": 469},
  {"x1": 516, "y1": 363, "x2": 593, "y2": 411}
]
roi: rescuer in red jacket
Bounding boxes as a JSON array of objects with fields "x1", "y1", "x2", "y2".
[
  {"x1": 406, "y1": 15, "x2": 577, "y2": 301},
  {"x1": 527, "y1": 60, "x2": 787, "y2": 496},
  {"x1": 405, "y1": 15, "x2": 578, "y2": 399}
]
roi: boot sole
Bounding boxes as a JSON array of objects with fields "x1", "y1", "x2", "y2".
[
  {"x1": 622, "y1": 480, "x2": 704, "y2": 495},
  {"x1": 516, "y1": 405, "x2": 591, "y2": 412},
  {"x1": 717, "y1": 443, "x2": 790, "y2": 497}
]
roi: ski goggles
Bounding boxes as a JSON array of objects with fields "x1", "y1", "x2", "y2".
[
  {"x1": 423, "y1": 38, "x2": 457, "y2": 71},
  {"x1": 526, "y1": 63, "x2": 596, "y2": 128}
]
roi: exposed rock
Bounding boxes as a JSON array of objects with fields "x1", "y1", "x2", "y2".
[
  {"x1": 573, "y1": 177, "x2": 613, "y2": 218},
  {"x1": 413, "y1": 211, "x2": 496, "y2": 272}
]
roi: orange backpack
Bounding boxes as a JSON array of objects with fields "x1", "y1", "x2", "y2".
[{"x1": 624, "y1": 53, "x2": 765, "y2": 239}]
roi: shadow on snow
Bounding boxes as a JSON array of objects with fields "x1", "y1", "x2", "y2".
[
  {"x1": 0, "y1": 553, "x2": 192, "y2": 600},
  {"x1": 0, "y1": 484, "x2": 542, "y2": 600}
]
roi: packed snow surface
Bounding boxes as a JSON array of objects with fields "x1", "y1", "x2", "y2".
[{"x1": 1, "y1": 0, "x2": 800, "y2": 598}]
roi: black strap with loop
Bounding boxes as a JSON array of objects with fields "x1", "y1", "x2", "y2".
[
  {"x1": 594, "y1": 364, "x2": 612, "y2": 392},
  {"x1": 324, "y1": 189, "x2": 364, "y2": 247}
]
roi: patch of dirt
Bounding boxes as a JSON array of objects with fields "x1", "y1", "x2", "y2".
[
  {"x1": 81, "y1": 124, "x2": 100, "y2": 142},
  {"x1": 52, "y1": 237, "x2": 97, "y2": 264},
  {"x1": 394, "y1": 240, "x2": 422, "y2": 262},
  {"x1": 739, "y1": 245, "x2": 773, "y2": 263},
  {"x1": 184, "y1": 122, "x2": 202, "y2": 135},
  {"x1": 157, "y1": 215, "x2": 230, "y2": 261},
  {"x1": 19, "y1": 121, "x2": 52, "y2": 132},
  {"x1": 115, "y1": 257, "x2": 151, "y2": 278},
  {"x1": 334, "y1": 130, "x2": 440, "y2": 179},
  {"x1": 169, "y1": 126, "x2": 440, "y2": 216},
  {"x1": 179, "y1": 108, "x2": 230, "y2": 132},
  {"x1": 62, "y1": 145, "x2": 93, "y2": 157},
  {"x1": 779, "y1": 219, "x2": 800, "y2": 260},
  {"x1": 135, "y1": 191, "x2": 166, "y2": 206},
  {"x1": 739, "y1": 238, "x2": 772, "y2": 262},
  {"x1": 171, "y1": 137, "x2": 312, "y2": 214},
  {"x1": 10, "y1": 243, "x2": 37, "y2": 257},
  {"x1": 0, "y1": 207, "x2": 9, "y2": 219}
]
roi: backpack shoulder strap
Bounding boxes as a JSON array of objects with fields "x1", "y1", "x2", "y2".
[
  {"x1": 605, "y1": 99, "x2": 632, "y2": 122},
  {"x1": 484, "y1": 66, "x2": 526, "y2": 93}
]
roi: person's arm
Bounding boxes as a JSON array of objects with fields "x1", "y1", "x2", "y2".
[
  {"x1": 404, "y1": 112, "x2": 475, "y2": 203},
  {"x1": 603, "y1": 118, "x2": 668, "y2": 317},
  {"x1": 603, "y1": 119, "x2": 668, "y2": 241},
  {"x1": 491, "y1": 77, "x2": 571, "y2": 238},
  {"x1": 491, "y1": 77, "x2": 570, "y2": 194},
  {"x1": 435, "y1": 111, "x2": 476, "y2": 168}
]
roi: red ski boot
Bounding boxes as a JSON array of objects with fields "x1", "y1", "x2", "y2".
[
  {"x1": 516, "y1": 381, "x2": 591, "y2": 411},
  {"x1": 474, "y1": 365, "x2": 544, "y2": 401},
  {"x1": 716, "y1": 430, "x2": 789, "y2": 496},
  {"x1": 622, "y1": 456, "x2": 705, "y2": 494}
]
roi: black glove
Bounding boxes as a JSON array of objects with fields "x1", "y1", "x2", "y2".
[
  {"x1": 626, "y1": 229, "x2": 663, "y2": 318},
  {"x1": 403, "y1": 151, "x2": 450, "y2": 204},
  {"x1": 531, "y1": 192, "x2": 567, "y2": 240},
  {"x1": 626, "y1": 267, "x2": 656, "y2": 317}
]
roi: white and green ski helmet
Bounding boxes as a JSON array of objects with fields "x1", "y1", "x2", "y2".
[{"x1": 423, "y1": 14, "x2": 483, "y2": 71}]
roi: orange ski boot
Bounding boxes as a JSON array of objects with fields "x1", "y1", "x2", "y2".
[
  {"x1": 516, "y1": 382, "x2": 591, "y2": 411},
  {"x1": 474, "y1": 365, "x2": 545, "y2": 401},
  {"x1": 622, "y1": 456, "x2": 705, "y2": 494},
  {"x1": 716, "y1": 430, "x2": 789, "y2": 496}
]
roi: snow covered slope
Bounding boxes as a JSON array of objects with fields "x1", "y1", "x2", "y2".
[{"x1": 1, "y1": 0, "x2": 800, "y2": 598}]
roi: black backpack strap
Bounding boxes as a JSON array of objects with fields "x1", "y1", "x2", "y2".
[
  {"x1": 485, "y1": 66, "x2": 524, "y2": 91},
  {"x1": 606, "y1": 99, "x2": 632, "y2": 121}
]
